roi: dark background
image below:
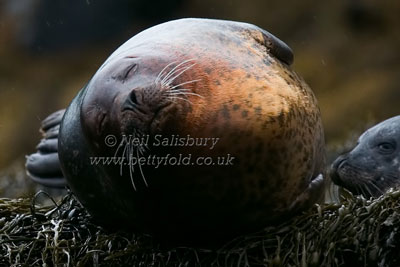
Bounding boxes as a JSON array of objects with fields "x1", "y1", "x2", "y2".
[{"x1": 0, "y1": 0, "x2": 399, "y2": 196}]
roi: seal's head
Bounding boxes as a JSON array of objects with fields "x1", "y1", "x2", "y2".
[
  {"x1": 80, "y1": 56, "x2": 198, "y2": 154},
  {"x1": 331, "y1": 116, "x2": 400, "y2": 197}
]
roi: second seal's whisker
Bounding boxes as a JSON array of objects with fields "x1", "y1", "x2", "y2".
[
  {"x1": 369, "y1": 180, "x2": 384, "y2": 195},
  {"x1": 361, "y1": 185, "x2": 369, "y2": 198}
]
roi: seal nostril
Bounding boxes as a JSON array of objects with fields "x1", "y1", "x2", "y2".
[
  {"x1": 337, "y1": 158, "x2": 347, "y2": 170},
  {"x1": 332, "y1": 155, "x2": 347, "y2": 170},
  {"x1": 121, "y1": 90, "x2": 149, "y2": 114},
  {"x1": 130, "y1": 90, "x2": 138, "y2": 105}
]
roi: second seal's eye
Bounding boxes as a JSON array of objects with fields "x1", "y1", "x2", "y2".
[{"x1": 377, "y1": 142, "x2": 396, "y2": 155}]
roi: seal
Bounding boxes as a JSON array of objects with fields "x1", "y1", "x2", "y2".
[
  {"x1": 26, "y1": 18, "x2": 326, "y2": 244},
  {"x1": 331, "y1": 116, "x2": 400, "y2": 198}
]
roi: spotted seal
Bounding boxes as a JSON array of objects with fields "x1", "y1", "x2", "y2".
[
  {"x1": 331, "y1": 116, "x2": 400, "y2": 198},
  {"x1": 26, "y1": 18, "x2": 325, "y2": 244}
]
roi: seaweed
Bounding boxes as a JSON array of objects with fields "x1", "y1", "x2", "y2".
[{"x1": 0, "y1": 188, "x2": 399, "y2": 266}]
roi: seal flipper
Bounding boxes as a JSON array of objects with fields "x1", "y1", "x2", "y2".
[
  {"x1": 289, "y1": 174, "x2": 326, "y2": 213},
  {"x1": 259, "y1": 28, "x2": 294, "y2": 66},
  {"x1": 41, "y1": 109, "x2": 65, "y2": 132},
  {"x1": 240, "y1": 22, "x2": 294, "y2": 65},
  {"x1": 26, "y1": 109, "x2": 67, "y2": 188}
]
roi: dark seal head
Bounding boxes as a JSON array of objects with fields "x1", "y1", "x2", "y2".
[
  {"x1": 331, "y1": 116, "x2": 400, "y2": 198},
  {"x1": 36, "y1": 18, "x2": 326, "y2": 245}
]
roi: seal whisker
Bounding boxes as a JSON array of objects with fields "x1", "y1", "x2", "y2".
[
  {"x1": 168, "y1": 91, "x2": 204, "y2": 98},
  {"x1": 166, "y1": 91, "x2": 200, "y2": 101},
  {"x1": 132, "y1": 130, "x2": 145, "y2": 154},
  {"x1": 155, "y1": 60, "x2": 179, "y2": 85},
  {"x1": 371, "y1": 180, "x2": 385, "y2": 195},
  {"x1": 136, "y1": 148, "x2": 148, "y2": 187},
  {"x1": 161, "y1": 58, "x2": 196, "y2": 85},
  {"x1": 113, "y1": 136, "x2": 131, "y2": 178},
  {"x1": 113, "y1": 138, "x2": 126, "y2": 158},
  {"x1": 163, "y1": 88, "x2": 193, "y2": 95},
  {"x1": 381, "y1": 173, "x2": 398, "y2": 187},
  {"x1": 140, "y1": 143, "x2": 149, "y2": 154},
  {"x1": 169, "y1": 88, "x2": 192, "y2": 92},
  {"x1": 124, "y1": 130, "x2": 148, "y2": 188},
  {"x1": 139, "y1": 141, "x2": 149, "y2": 154},
  {"x1": 117, "y1": 139, "x2": 129, "y2": 176},
  {"x1": 367, "y1": 180, "x2": 384, "y2": 196},
  {"x1": 359, "y1": 182, "x2": 372, "y2": 197},
  {"x1": 168, "y1": 88, "x2": 201, "y2": 94},
  {"x1": 161, "y1": 61, "x2": 191, "y2": 84},
  {"x1": 168, "y1": 79, "x2": 202, "y2": 90},
  {"x1": 122, "y1": 140, "x2": 130, "y2": 167},
  {"x1": 162, "y1": 65, "x2": 195, "y2": 87},
  {"x1": 167, "y1": 96, "x2": 193, "y2": 105},
  {"x1": 362, "y1": 183, "x2": 373, "y2": 198},
  {"x1": 127, "y1": 141, "x2": 137, "y2": 191},
  {"x1": 134, "y1": 130, "x2": 149, "y2": 154},
  {"x1": 165, "y1": 63, "x2": 197, "y2": 86}
]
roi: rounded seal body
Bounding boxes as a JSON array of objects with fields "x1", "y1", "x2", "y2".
[{"x1": 59, "y1": 18, "x2": 325, "y2": 244}]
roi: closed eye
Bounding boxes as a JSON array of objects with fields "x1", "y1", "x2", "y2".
[{"x1": 122, "y1": 64, "x2": 138, "y2": 82}]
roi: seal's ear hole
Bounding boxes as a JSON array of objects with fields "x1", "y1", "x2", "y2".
[{"x1": 377, "y1": 142, "x2": 396, "y2": 155}]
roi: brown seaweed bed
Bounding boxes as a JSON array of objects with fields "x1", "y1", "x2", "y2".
[{"x1": 0, "y1": 188, "x2": 399, "y2": 267}]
